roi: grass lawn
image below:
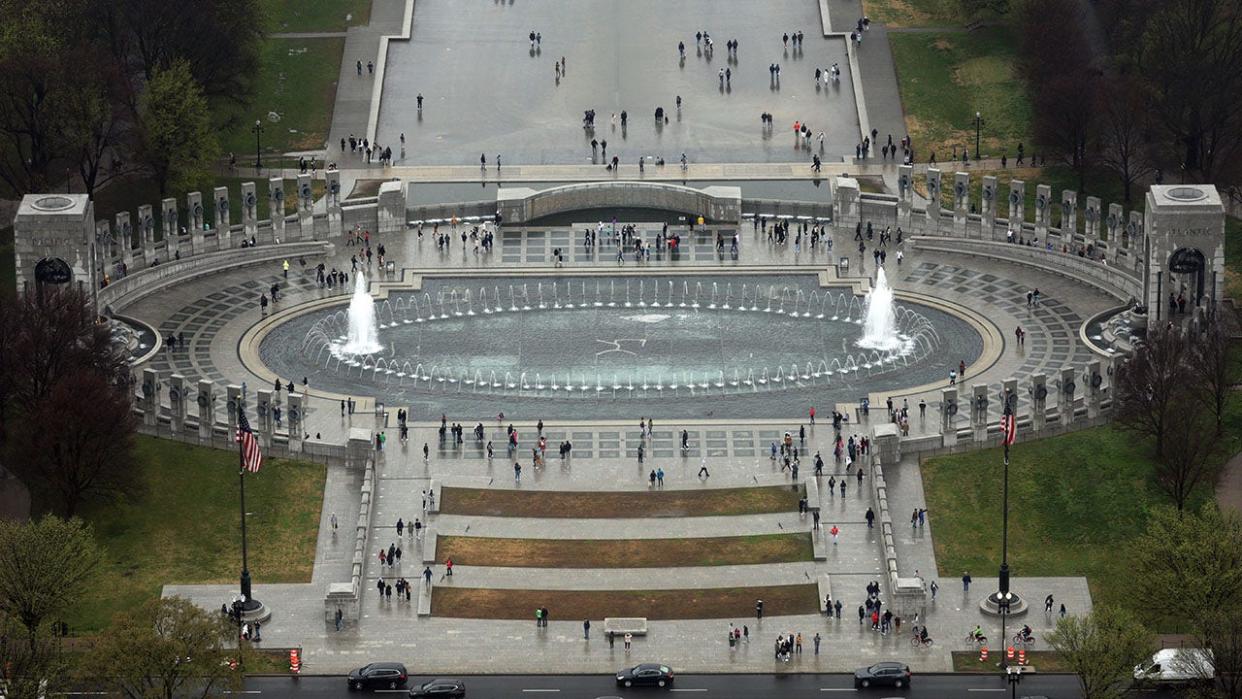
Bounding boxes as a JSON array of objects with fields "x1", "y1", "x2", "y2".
[
  {"x1": 912, "y1": 165, "x2": 1127, "y2": 228},
  {"x1": 440, "y1": 486, "x2": 799, "y2": 518},
  {"x1": 952, "y1": 651, "x2": 1071, "y2": 673},
  {"x1": 862, "y1": 0, "x2": 973, "y2": 27},
  {"x1": 1227, "y1": 216, "x2": 1242, "y2": 301},
  {"x1": 71, "y1": 436, "x2": 325, "y2": 633},
  {"x1": 890, "y1": 30, "x2": 1032, "y2": 163},
  {"x1": 262, "y1": 0, "x2": 371, "y2": 33},
  {"x1": 219, "y1": 38, "x2": 343, "y2": 156},
  {"x1": 433, "y1": 584, "x2": 818, "y2": 620},
  {"x1": 922, "y1": 415, "x2": 1241, "y2": 624},
  {"x1": 437, "y1": 533, "x2": 813, "y2": 568}
]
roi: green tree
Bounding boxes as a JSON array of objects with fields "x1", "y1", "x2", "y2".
[
  {"x1": 137, "y1": 59, "x2": 218, "y2": 198},
  {"x1": 1048, "y1": 605, "x2": 1153, "y2": 699},
  {"x1": 1131, "y1": 504, "x2": 1242, "y2": 623},
  {"x1": 0, "y1": 516, "x2": 100, "y2": 649},
  {"x1": 82, "y1": 597, "x2": 242, "y2": 699}
]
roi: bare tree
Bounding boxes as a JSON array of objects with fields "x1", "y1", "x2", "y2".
[
  {"x1": 1156, "y1": 396, "x2": 1225, "y2": 511},
  {"x1": 1113, "y1": 327, "x2": 1193, "y2": 456},
  {"x1": 1098, "y1": 76, "x2": 1156, "y2": 204},
  {"x1": 1048, "y1": 605, "x2": 1153, "y2": 699},
  {"x1": 0, "y1": 516, "x2": 100, "y2": 651},
  {"x1": 8, "y1": 371, "x2": 138, "y2": 517},
  {"x1": 1188, "y1": 318, "x2": 1237, "y2": 435}
]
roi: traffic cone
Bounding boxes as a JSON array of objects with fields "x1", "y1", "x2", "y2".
[
  {"x1": 980, "y1": 646, "x2": 988, "y2": 662},
  {"x1": 1007, "y1": 645, "x2": 1015, "y2": 661},
  {"x1": 290, "y1": 648, "x2": 301, "y2": 674},
  {"x1": 1018, "y1": 648, "x2": 1027, "y2": 665}
]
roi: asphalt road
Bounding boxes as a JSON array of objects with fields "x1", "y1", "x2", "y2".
[{"x1": 243, "y1": 672, "x2": 1185, "y2": 698}]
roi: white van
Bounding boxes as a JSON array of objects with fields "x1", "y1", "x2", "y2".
[{"x1": 1133, "y1": 648, "x2": 1215, "y2": 686}]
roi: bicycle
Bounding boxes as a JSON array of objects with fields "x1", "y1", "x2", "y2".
[
  {"x1": 964, "y1": 631, "x2": 988, "y2": 647},
  {"x1": 1012, "y1": 633, "x2": 1036, "y2": 648},
  {"x1": 910, "y1": 633, "x2": 934, "y2": 648}
]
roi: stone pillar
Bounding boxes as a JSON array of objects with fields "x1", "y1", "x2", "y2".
[
  {"x1": 1105, "y1": 355, "x2": 1121, "y2": 413},
  {"x1": 971, "y1": 383, "x2": 989, "y2": 443},
  {"x1": 1026, "y1": 373, "x2": 1048, "y2": 432},
  {"x1": 214, "y1": 186, "x2": 231, "y2": 249},
  {"x1": 896, "y1": 166, "x2": 913, "y2": 232},
  {"x1": 1084, "y1": 359, "x2": 1103, "y2": 419},
  {"x1": 297, "y1": 173, "x2": 314, "y2": 241},
  {"x1": 924, "y1": 168, "x2": 942, "y2": 232},
  {"x1": 1106, "y1": 203, "x2": 1123, "y2": 259},
  {"x1": 169, "y1": 374, "x2": 188, "y2": 434},
  {"x1": 287, "y1": 393, "x2": 304, "y2": 452},
  {"x1": 1034, "y1": 184, "x2": 1051, "y2": 239},
  {"x1": 187, "y1": 192, "x2": 205, "y2": 255},
  {"x1": 241, "y1": 181, "x2": 258, "y2": 244},
  {"x1": 162, "y1": 198, "x2": 179, "y2": 259},
  {"x1": 941, "y1": 388, "x2": 959, "y2": 448},
  {"x1": 269, "y1": 178, "x2": 286, "y2": 243},
  {"x1": 1001, "y1": 378, "x2": 1018, "y2": 435},
  {"x1": 95, "y1": 221, "x2": 114, "y2": 277},
  {"x1": 1059, "y1": 367, "x2": 1077, "y2": 426},
  {"x1": 257, "y1": 389, "x2": 274, "y2": 448},
  {"x1": 226, "y1": 385, "x2": 243, "y2": 440},
  {"x1": 197, "y1": 380, "x2": 215, "y2": 441},
  {"x1": 980, "y1": 175, "x2": 998, "y2": 239},
  {"x1": 1008, "y1": 180, "x2": 1025, "y2": 227},
  {"x1": 138, "y1": 204, "x2": 156, "y2": 263},
  {"x1": 1084, "y1": 196, "x2": 1101, "y2": 241},
  {"x1": 378, "y1": 180, "x2": 406, "y2": 234},
  {"x1": 326, "y1": 170, "x2": 343, "y2": 240},
  {"x1": 1061, "y1": 190, "x2": 1077, "y2": 237},
  {"x1": 833, "y1": 177, "x2": 861, "y2": 233},
  {"x1": 953, "y1": 172, "x2": 969, "y2": 237},
  {"x1": 1126, "y1": 211, "x2": 1143, "y2": 269},
  {"x1": 116, "y1": 212, "x2": 133, "y2": 269},
  {"x1": 871, "y1": 423, "x2": 901, "y2": 466},
  {"x1": 140, "y1": 368, "x2": 159, "y2": 428}
]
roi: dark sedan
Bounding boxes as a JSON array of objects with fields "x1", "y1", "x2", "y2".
[
  {"x1": 408, "y1": 678, "x2": 466, "y2": 697},
  {"x1": 616, "y1": 663, "x2": 675, "y2": 688},
  {"x1": 854, "y1": 661, "x2": 912, "y2": 689},
  {"x1": 347, "y1": 662, "x2": 409, "y2": 691}
]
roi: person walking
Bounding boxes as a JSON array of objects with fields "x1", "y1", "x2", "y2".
[
  {"x1": 813, "y1": 632, "x2": 821, "y2": 654},
  {"x1": 1045, "y1": 594, "x2": 1055, "y2": 614},
  {"x1": 865, "y1": 507, "x2": 875, "y2": 528},
  {"x1": 755, "y1": 599, "x2": 764, "y2": 620},
  {"x1": 335, "y1": 607, "x2": 344, "y2": 631},
  {"x1": 834, "y1": 599, "x2": 843, "y2": 619},
  {"x1": 584, "y1": 619, "x2": 591, "y2": 639},
  {"x1": 930, "y1": 580, "x2": 939, "y2": 601},
  {"x1": 624, "y1": 632, "x2": 633, "y2": 651},
  {"x1": 962, "y1": 571, "x2": 972, "y2": 591},
  {"x1": 830, "y1": 524, "x2": 839, "y2": 544}
]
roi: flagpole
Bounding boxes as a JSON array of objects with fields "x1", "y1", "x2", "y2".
[{"x1": 239, "y1": 436, "x2": 253, "y2": 606}]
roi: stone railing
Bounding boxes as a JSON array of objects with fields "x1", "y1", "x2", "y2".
[
  {"x1": 98, "y1": 241, "x2": 330, "y2": 314},
  {"x1": 910, "y1": 237, "x2": 1142, "y2": 302},
  {"x1": 499, "y1": 181, "x2": 742, "y2": 224},
  {"x1": 324, "y1": 458, "x2": 376, "y2": 629}
]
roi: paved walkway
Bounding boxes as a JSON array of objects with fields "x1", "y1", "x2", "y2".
[{"x1": 328, "y1": 0, "x2": 409, "y2": 152}]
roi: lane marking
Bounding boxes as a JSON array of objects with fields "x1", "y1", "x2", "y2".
[
  {"x1": 967, "y1": 690, "x2": 1005, "y2": 693},
  {"x1": 819, "y1": 690, "x2": 856, "y2": 692},
  {"x1": 670, "y1": 689, "x2": 707, "y2": 693},
  {"x1": 522, "y1": 691, "x2": 562, "y2": 694}
]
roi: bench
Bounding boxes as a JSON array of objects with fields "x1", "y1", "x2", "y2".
[
  {"x1": 604, "y1": 617, "x2": 648, "y2": 636},
  {"x1": 421, "y1": 528, "x2": 438, "y2": 564},
  {"x1": 804, "y1": 476, "x2": 821, "y2": 513},
  {"x1": 417, "y1": 580, "x2": 433, "y2": 617}
]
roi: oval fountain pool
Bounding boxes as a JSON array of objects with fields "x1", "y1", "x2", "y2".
[{"x1": 256, "y1": 274, "x2": 984, "y2": 419}]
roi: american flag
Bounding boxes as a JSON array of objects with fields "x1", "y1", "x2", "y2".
[
  {"x1": 236, "y1": 408, "x2": 263, "y2": 473},
  {"x1": 1001, "y1": 409, "x2": 1017, "y2": 447}
]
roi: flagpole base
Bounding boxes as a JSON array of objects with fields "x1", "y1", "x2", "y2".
[
  {"x1": 237, "y1": 598, "x2": 271, "y2": 624},
  {"x1": 980, "y1": 592, "x2": 1028, "y2": 617}
]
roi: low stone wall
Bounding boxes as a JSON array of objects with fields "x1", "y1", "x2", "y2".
[
  {"x1": 99, "y1": 241, "x2": 330, "y2": 314},
  {"x1": 498, "y1": 182, "x2": 743, "y2": 224},
  {"x1": 911, "y1": 237, "x2": 1141, "y2": 302}
]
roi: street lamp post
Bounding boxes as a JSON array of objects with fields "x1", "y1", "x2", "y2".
[
  {"x1": 974, "y1": 112, "x2": 984, "y2": 161},
  {"x1": 252, "y1": 120, "x2": 264, "y2": 169}
]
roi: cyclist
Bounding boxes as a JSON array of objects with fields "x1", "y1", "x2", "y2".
[
  {"x1": 920, "y1": 626, "x2": 930, "y2": 644},
  {"x1": 1019, "y1": 625, "x2": 1033, "y2": 642},
  {"x1": 971, "y1": 625, "x2": 985, "y2": 642}
]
